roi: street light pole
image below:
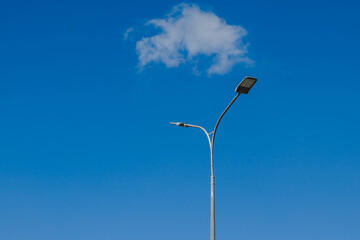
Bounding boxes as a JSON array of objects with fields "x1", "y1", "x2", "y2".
[
  {"x1": 170, "y1": 76, "x2": 257, "y2": 240},
  {"x1": 210, "y1": 92, "x2": 240, "y2": 240}
]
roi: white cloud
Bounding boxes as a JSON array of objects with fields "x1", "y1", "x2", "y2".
[
  {"x1": 124, "y1": 27, "x2": 134, "y2": 40},
  {"x1": 135, "y1": 3, "x2": 253, "y2": 75}
]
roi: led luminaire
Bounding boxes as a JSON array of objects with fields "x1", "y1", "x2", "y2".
[
  {"x1": 235, "y1": 76, "x2": 257, "y2": 94},
  {"x1": 170, "y1": 122, "x2": 188, "y2": 127}
]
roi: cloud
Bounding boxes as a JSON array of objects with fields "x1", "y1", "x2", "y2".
[
  {"x1": 135, "y1": 3, "x2": 253, "y2": 75},
  {"x1": 124, "y1": 27, "x2": 134, "y2": 40}
]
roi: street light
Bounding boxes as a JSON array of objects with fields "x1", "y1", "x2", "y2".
[{"x1": 170, "y1": 76, "x2": 257, "y2": 240}]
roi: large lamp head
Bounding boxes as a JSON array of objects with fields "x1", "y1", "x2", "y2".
[{"x1": 235, "y1": 76, "x2": 257, "y2": 94}]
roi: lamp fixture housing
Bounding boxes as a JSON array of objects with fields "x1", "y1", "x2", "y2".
[{"x1": 235, "y1": 76, "x2": 257, "y2": 94}]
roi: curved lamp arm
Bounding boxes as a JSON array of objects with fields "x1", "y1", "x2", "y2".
[
  {"x1": 170, "y1": 122, "x2": 212, "y2": 149},
  {"x1": 211, "y1": 94, "x2": 240, "y2": 156},
  {"x1": 186, "y1": 124, "x2": 212, "y2": 149}
]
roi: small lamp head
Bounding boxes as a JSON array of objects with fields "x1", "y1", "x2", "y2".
[{"x1": 170, "y1": 122, "x2": 189, "y2": 127}]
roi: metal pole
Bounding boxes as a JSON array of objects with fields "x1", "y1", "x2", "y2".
[
  {"x1": 182, "y1": 93, "x2": 240, "y2": 240},
  {"x1": 210, "y1": 93, "x2": 240, "y2": 240}
]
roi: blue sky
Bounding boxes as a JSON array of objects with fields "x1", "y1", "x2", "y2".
[{"x1": 0, "y1": 0, "x2": 359, "y2": 239}]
